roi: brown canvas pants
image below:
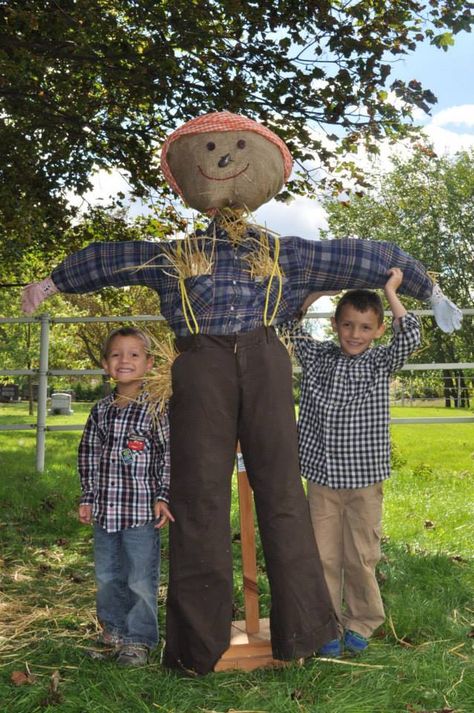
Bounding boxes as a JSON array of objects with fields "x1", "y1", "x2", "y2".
[
  {"x1": 308, "y1": 482, "x2": 385, "y2": 639},
  {"x1": 163, "y1": 327, "x2": 336, "y2": 674}
]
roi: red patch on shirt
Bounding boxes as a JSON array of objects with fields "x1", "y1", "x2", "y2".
[{"x1": 127, "y1": 436, "x2": 145, "y2": 451}]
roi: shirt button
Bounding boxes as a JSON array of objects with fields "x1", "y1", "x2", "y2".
[
  {"x1": 232, "y1": 280, "x2": 236, "y2": 285},
  {"x1": 230, "y1": 306, "x2": 234, "y2": 311}
]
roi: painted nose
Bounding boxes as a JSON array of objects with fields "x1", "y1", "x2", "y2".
[{"x1": 218, "y1": 153, "x2": 233, "y2": 168}]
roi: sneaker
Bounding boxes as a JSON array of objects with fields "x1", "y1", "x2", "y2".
[
  {"x1": 344, "y1": 630, "x2": 368, "y2": 654},
  {"x1": 84, "y1": 631, "x2": 122, "y2": 660},
  {"x1": 116, "y1": 644, "x2": 149, "y2": 667},
  {"x1": 317, "y1": 638, "x2": 342, "y2": 658},
  {"x1": 100, "y1": 631, "x2": 122, "y2": 647}
]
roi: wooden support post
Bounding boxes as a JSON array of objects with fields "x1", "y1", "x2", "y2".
[
  {"x1": 214, "y1": 447, "x2": 286, "y2": 672},
  {"x1": 237, "y1": 453, "x2": 259, "y2": 635}
]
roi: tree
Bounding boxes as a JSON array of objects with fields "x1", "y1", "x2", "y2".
[
  {"x1": 1, "y1": 0, "x2": 473, "y2": 251},
  {"x1": 322, "y1": 146, "x2": 474, "y2": 406},
  {"x1": 0, "y1": 207, "x2": 174, "y2": 406}
]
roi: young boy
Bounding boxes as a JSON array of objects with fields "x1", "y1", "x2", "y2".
[
  {"x1": 78, "y1": 326, "x2": 174, "y2": 667},
  {"x1": 288, "y1": 268, "x2": 421, "y2": 657}
]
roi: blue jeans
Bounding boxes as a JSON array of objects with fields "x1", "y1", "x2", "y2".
[{"x1": 93, "y1": 522, "x2": 160, "y2": 649}]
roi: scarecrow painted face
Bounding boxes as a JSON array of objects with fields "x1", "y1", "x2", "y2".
[
  {"x1": 166, "y1": 130, "x2": 285, "y2": 212},
  {"x1": 161, "y1": 112, "x2": 293, "y2": 213}
]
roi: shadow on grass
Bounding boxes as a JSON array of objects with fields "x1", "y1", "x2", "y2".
[{"x1": 378, "y1": 540, "x2": 472, "y2": 645}]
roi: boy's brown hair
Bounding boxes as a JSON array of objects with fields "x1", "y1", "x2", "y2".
[
  {"x1": 101, "y1": 327, "x2": 152, "y2": 360},
  {"x1": 334, "y1": 290, "x2": 384, "y2": 326}
]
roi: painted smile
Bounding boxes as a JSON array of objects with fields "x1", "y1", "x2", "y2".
[{"x1": 198, "y1": 163, "x2": 249, "y2": 181}]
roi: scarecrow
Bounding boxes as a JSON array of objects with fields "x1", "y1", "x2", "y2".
[{"x1": 22, "y1": 112, "x2": 461, "y2": 675}]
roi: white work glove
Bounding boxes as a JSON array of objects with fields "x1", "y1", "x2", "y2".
[
  {"x1": 21, "y1": 277, "x2": 59, "y2": 314},
  {"x1": 430, "y1": 283, "x2": 463, "y2": 333}
]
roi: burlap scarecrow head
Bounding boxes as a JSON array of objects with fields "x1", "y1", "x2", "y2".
[{"x1": 161, "y1": 112, "x2": 293, "y2": 213}]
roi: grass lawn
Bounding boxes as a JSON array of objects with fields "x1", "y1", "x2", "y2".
[{"x1": 0, "y1": 403, "x2": 472, "y2": 713}]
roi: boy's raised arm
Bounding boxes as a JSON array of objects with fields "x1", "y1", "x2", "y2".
[{"x1": 383, "y1": 267, "x2": 406, "y2": 324}]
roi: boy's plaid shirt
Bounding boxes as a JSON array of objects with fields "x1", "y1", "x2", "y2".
[
  {"x1": 51, "y1": 224, "x2": 433, "y2": 337},
  {"x1": 287, "y1": 313, "x2": 421, "y2": 488},
  {"x1": 78, "y1": 391, "x2": 170, "y2": 533}
]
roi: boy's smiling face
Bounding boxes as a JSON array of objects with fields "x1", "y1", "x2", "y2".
[
  {"x1": 331, "y1": 304, "x2": 385, "y2": 357},
  {"x1": 102, "y1": 335, "x2": 153, "y2": 386}
]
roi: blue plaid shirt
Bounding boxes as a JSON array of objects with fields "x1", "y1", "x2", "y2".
[
  {"x1": 52, "y1": 223, "x2": 433, "y2": 336},
  {"x1": 78, "y1": 391, "x2": 170, "y2": 533}
]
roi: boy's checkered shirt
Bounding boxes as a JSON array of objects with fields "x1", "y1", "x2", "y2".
[
  {"x1": 286, "y1": 313, "x2": 421, "y2": 488},
  {"x1": 78, "y1": 391, "x2": 170, "y2": 533}
]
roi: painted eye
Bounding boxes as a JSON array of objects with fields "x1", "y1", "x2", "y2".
[
  {"x1": 237, "y1": 139, "x2": 246, "y2": 149},
  {"x1": 206, "y1": 142, "x2": 216, "y2": 151}
]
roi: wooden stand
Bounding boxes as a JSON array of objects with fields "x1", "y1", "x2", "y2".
[{"x1": 214, "y1": 451, "x2": 285, "y2": 672}]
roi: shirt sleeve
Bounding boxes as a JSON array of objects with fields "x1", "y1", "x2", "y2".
[
  {"x1": 293, "y1": 237, "x2": 433, "y2": 301},
  {"x1": 382, "y1": 312, "x2": 421, "y2": 374},
  {"x1": 50, "y1": 241, "x2": 167, "y2": 295},
  {"x1": 154, "y1": 408, "x2": 170, "y2": 503},
  {"x1": 77, "y1": 407, "x2": 102, "y2": 506}
]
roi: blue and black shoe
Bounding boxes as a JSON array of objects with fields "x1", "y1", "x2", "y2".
[
  {"x1": 343, "y1": 629, "x2": 368, "y2": 654},
  {"x1": 317, "y1": 638, "x2": 342, "y2": 658}
]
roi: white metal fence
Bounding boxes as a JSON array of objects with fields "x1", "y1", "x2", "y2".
[{"x1": 1, "y1": 309, "x2": 473, "y2": 472}]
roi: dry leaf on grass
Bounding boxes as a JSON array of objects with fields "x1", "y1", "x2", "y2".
[
  {"x1": 40, "y1": 670, "x2": 63, "y2": 707},
  {"x1": 10, "y1": 670, "x2": 36, "y2": 686}
]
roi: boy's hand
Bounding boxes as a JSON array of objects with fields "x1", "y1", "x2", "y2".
[
  {"x1": 78, "y1": 504, "x2": 93, "y2": 525},
  {"x1": 154, "y1": 500, "x2": 175, "y2": 529},
  {"x1": 384, "y1": 267, "x2": 403, "y2": 294}
]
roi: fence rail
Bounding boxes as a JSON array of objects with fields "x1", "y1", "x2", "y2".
[{"x1": 1, "y1": 310, "x2": 473, "y2": 471}]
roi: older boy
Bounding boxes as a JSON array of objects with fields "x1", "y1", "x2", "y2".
[
  {"x1": 78, "y1": 326, "x2": 174, "y2": 666},
  {"x1": 287, "y1": 268, "x2": 420, "y2": 657}
]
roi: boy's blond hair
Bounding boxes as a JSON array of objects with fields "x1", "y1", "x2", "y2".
[{"x1": 101, "y1": 327, "x2": 152, "y2": 360}]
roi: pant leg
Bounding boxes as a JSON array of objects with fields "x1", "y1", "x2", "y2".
[
  {"x1": 342, "y1": 483, "x2": 385, "y2": 638},
  {"x1": 121, "y1": 522, "x2": 160, "y2": 649},
  {"x1": 93, "y1": 525, "x2": 127, "y2": 639},
  {"x1": 307, "y1": 483, "x2": 344, "y2": 635},
  {"x1": 163, "y1": 338, "x2": 238, "y2": 674},
  {"x1": 238, "y1": 330, "x2": 337, "y2": 659}
]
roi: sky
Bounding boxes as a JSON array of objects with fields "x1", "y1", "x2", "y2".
[
  {"x1": 75, "y1": 30, "x2": 474, "y2": 238},
  {"x1": 255, "y1": 30, "x2": 474, "y2": 237}
]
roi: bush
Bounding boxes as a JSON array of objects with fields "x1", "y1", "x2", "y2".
[{"x1": 73, "y1": 381, "x2": 107, "y2": 402}]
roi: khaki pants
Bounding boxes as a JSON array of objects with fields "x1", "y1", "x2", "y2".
[
  {"x1": 163, "y1": 327, "x2": 336, "y2": 675},
  {"x1": 308, "y1": 481, "x2": 385, "y2": 639}
]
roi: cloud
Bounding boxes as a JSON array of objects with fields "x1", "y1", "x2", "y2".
[
  {"x1": 66, "y1": 169, "x2": 132, "y2": 211},
  {"x1": 255, "y1": 103, "x2": 474, "y2": 237},
  {"x1": 430, "y1": 104, "x2": 474, "y2": 128},
  {"x1": 255, "y1": 195, "x2": 328, "y2": 240},
  {"x1": 423, "y1": 124, "x2": 474, "y2": 153},
  {"x1": 421, "y1": 104, "x2": 474, "y2": 154},
  {"x1": 65, "y1": 103, "x2": 474, "y2": 238}
]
